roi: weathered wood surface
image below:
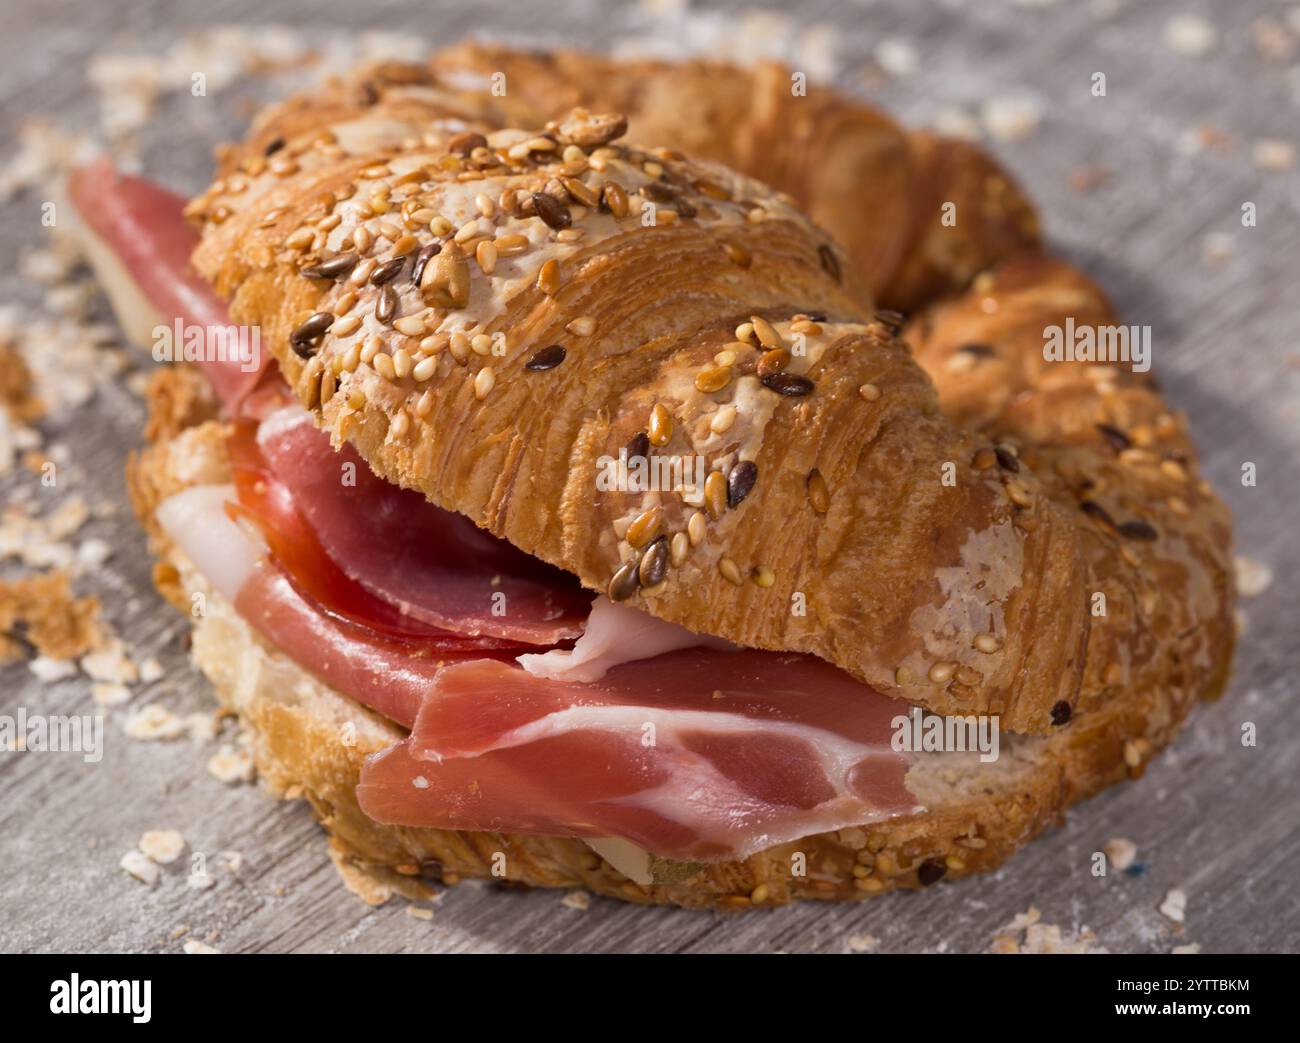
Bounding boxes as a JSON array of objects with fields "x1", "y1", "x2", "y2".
[{"x1": 1, "y1": 0, "x2": 1296, "y2": 953}]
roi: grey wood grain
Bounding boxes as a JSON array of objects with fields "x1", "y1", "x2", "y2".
[{"x1": 1, "y1": 0, "x2": 1297, "y2": 954}]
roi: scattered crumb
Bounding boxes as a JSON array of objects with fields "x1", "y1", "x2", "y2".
[
  {"x1": 1069, "y1": 166, "x2": 1112, "y2": 193},
  {"x1": 874, "y1": 38, "x2": 918, "y2": 77},
  {"x1": 186, "y1": 711, "x2": 220, "y2": 743},
  {"x1": 207, "y1": 743, "x2": 255, "y2": 784},
  {"x1": 124, "y1": 703, "x2": 186, "y2": 740},
  {"x1": 561, "y1": 890, "x2": 591, "y2": 911},
  {"x1": 0, "y1": 336, "x2": 44, "y2": 425},
  {"x1": 28, "y1": 655, "x2": 77, "y2": 682},
  {"x1": 845, "y1": 933, "x2": 878, "y2": 952},
  {"x1": 139, "y1": 656, "x2": 165, "y2": 683},
  {"x1": 990, "y1": 906, "x2": 1108, "y2": 953},
  {"x1": 405, "y1": 906, "x2": 434, "y2": 921},
  {"x1": 81, "y1": 638, "x2": 139, "y2": 685},
  {"x1": 91, "y1": 682, "x2": 131, "y2": 707},
  {"x1": 120, "y1": 849, "x2": 160, "y2": 885},
  {"x1": 187, "y1": 870, "x2": 215, "y2": 891},
  {"x1": 139, "y1": 829, "x2": 185, "y2": 865},
  {"x1": 1235, "y1": 555, "x2": 1274, "y2": 598},
  {"x1": 1252, "y1": 139, "x2": 1296, "y2": 172},
  {"x1": 1172, "y1": 943, "x2": 1202, "y2": 954},
  {"x1": 1104, "y1": 837, "x2": 1138, "y2": 872},
  {"x1": 1160, "y1": 888, "x2": 1188, "y2": 924},
  {"x1": 980, "y1": 96, "x2": 1041, "y2": 143},
  {"x1": 0, "y1": 569, "x2": 104, "y2": 664},
  {"x1": 930, "y1": 106, "x2": 981, "y2": 142},
  {"x1": 182, "y1": 939, "x2": 221, "y2": 954},
  {"x1": 1163, "y1": 14, "x2": 1218, "y2": 57}
]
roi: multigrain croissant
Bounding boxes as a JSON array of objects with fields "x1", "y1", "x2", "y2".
[{"x1": 81, "y1": 53, "x2": 1234, "y2": 908}]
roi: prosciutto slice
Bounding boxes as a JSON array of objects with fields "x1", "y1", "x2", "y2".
[
  {"x1": 68, "y1": 159, "x2": 268, "y2": 407},
  {"x1": 357, "y1": 651, "x2": 918, "y2": 862},
  {"x1": 156, "y1": 483, "x2": 511, "y2": 728},
  {"x1": 256, "y1": 407, "x2": 590, "y2": 645}
]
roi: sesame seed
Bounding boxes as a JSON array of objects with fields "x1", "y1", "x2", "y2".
[
  {"x1": 858, "y1": 383, "x2": 881, "y2": 401},
  {"x1": 695, "y1": 365, "x2": 733, "y2": 393},
  {"x1": 709, "y1": 405, "x2": 737, "y2": 434},
  {"x1": 718, "y1": 558, "x2": 742, "y2": 585},
  {"x1": 752, "y1": 564, "x2": 775, "y2": 588},
  {"x1": 474, "y1": 366, "x2": 496, "y2": 399},
  {"x1": 373, "y1": 352, "x2": 396, "y2": 381},
  {"x1": 973, "y1": 633, "x2": 1002, "y2": 654},
  {"x1": 670, "y1": 532, "x2": 689, "y2": 566},
  {"x1": 412, "y1": 355, "x2": 438, "y2": 382},
  {"x1": 928, "y1": 662, "x2": 956, "y2": 684},
  {"x1": 476, "y1": 240, "x2": 498, "y2": 275},
  {"x1": 332, "y1": 314, "x2": 362, "y2": 338},
  {"x1": 393, "y1": 315, "x2": 427, "y2": 337},
  {"x1": 704, "y1": 471, "x2": 728, "y2": 519},
  {"x1": 626, "y1": 507, "x2": 665, "y2": 549},
  {"x1": 392, "y1": 349, "x2": 413, "y2": 379},
  {"x1": 470, "y1": 334, "x2": 493, "y2": 356},
  {"x1": 566, "y1": 316, "x2": 596, "y2": 337}
]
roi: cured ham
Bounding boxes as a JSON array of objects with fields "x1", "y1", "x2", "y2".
[
  {"x1": 68, "y1": 159, "x2": 268, "y2": 407},
  {"x1": 357, "y1": 651, "x2": 918, "y2": 862},
  {"x1": 255, "y1": 407, "x2": 590, "y2": 645},
  {"x1": 156, "y1": 483, "x2": 509, "y2": 727}
]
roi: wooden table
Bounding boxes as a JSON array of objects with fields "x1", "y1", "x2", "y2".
[{"x1": 2, "y1": 0, "x2": 1296, "y2": 953}]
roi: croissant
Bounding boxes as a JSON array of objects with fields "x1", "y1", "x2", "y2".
[{"x1": 108, "y1": 53, "x2": 1233, "y2": 908}]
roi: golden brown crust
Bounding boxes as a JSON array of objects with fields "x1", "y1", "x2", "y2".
[
  {"x1": 906, "y1": 254, "x2": 1236, "y2": 728},
  {"x1": 429, "y1": 42, "x2": 1040, "y2": 308},
  {"x1": 186, "y1": 99, "x2": 1094, "y2": 732}
]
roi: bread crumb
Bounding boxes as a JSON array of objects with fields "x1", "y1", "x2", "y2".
[
  {"x1": 0, "y1": 335, "x2": 44, "y2": 424},
  {"x1": 1160, "y1": 888, "x2": 1188, "y2": 924},
  {"x1": 120, "y1": 849, "x2": 160, "y2": 885},
  {"x1": 1164, "y1": 14, "x2": 1218, "y2": 57},
  {"x1": 188, "y1": 870, "x2": 215, "y2": 891},
  {"x1": 991, "y1": 905, "x2": 1107, "y2": 953},
  {"x1": 0, "y1": 569, "x2": 104, "y2": 664},
  {"x1": 207, "y1": 743, "x2": 255, "y2": 784},
  {"x1": 845, "y1": 933, "x2": 878, "y2": 952},
  {"x1": 139, "y1": 656, "x2": 165, "y2": 683},
  {"x1": 1252, "y1": 139, "x2": 1296, "y2": 172},
  {"x1": 1172, "y1": 942, "x2": 1202, "y2": 954},
  {"x1": 561, "y1": 890, "x2": 590, "y2": 910},
  {"x1": 92, "y1": 682, "x2": 131, "y2": 707},
  {"x1": 1235, "y1": 555, "x2": 1274, "y2": 597},
  {"x1": 81, "y1": 639, "x2": 139, "y2": 684},
  {"x1": 874, "y1": 39, "x2": 918, "y2": 77},
  {"x1": 980, "y1": 96, "x2": 1041, "y2": 143},
  {"x1": 139, "y1": 829, "x2": 185, "y2": 864},
  {"x1": 182, "y1": 939, "x2": 221, "y2": 954},
  {"x1": 28, "y1": 655, "x2": 77, "y2": 682},
  {"x1": 405, "y1": 906, "x2": 434, "y2": 920},
  {"x1": 124, "y1": 703, "x2": 185, "y2": 740},
  {"x1": 1104, "y1": 837, "x2": 1138, "y2": 872}
]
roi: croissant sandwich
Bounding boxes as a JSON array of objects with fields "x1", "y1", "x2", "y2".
[{"x1": 68, "y1": 50, "x2": 1235, "y2": 909}]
